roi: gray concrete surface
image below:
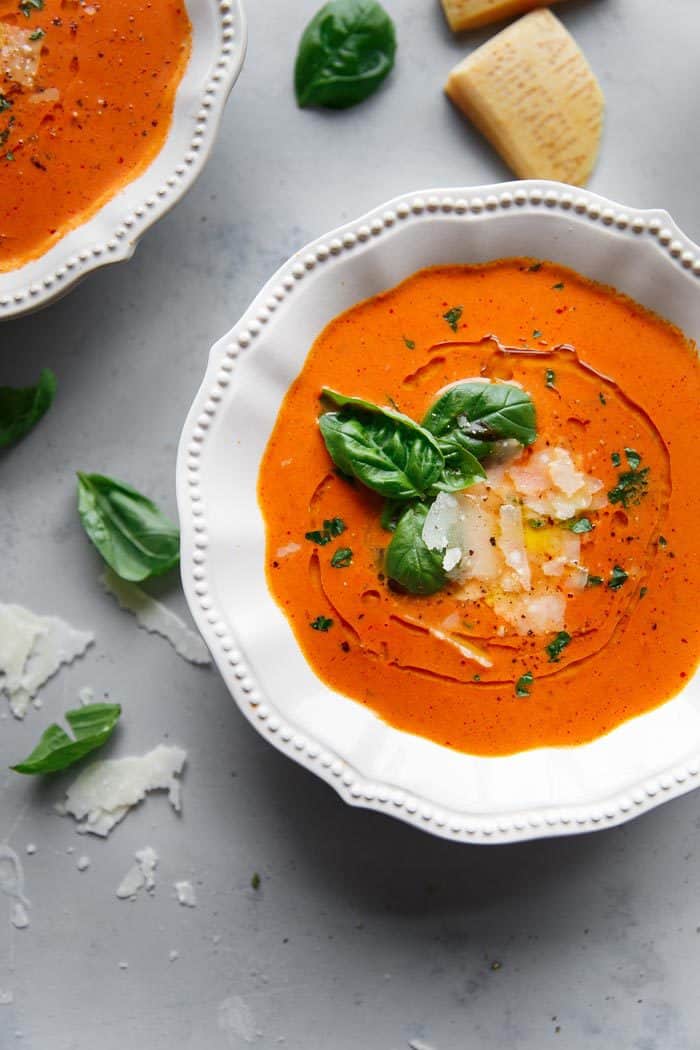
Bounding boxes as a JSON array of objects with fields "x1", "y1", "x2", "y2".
[{"x1": 2, "y1": 1, "x2": 700, "y2": 1047}]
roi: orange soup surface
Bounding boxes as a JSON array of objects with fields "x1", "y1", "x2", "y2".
[
  {"x1": 0, "y1": 0, "x2": 191, "y2": 270},
  {"x1": 259, "y1": 261, "x2": 700, "y2": 756}
]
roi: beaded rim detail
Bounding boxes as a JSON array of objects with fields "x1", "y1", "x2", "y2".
[
  {"x1": 0, "y1": 0, "x2": 247, "y2": 318},
  {"x1": 177, "y1": 181, "x2": 700, "y2": 845}
]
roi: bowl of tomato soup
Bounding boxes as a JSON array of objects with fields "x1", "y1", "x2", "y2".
[
  {"x1": 0, "y1": 0, "x2": 246, "y2": 316},
  {"x1": 178, "y1": 183, "x2": 700, "y2": 843}
]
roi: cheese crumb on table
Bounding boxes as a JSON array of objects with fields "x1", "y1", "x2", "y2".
[{"x1": 59, "y1": 744, "x2": 187, "y2": 837}]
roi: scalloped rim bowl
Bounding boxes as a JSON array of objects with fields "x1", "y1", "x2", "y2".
[
  {"x1": 0, "y1": 0, "x2": 246, "y2": 319},
  {"x1": 177, "y1": 181, "x2": 700, "y2": 845}
]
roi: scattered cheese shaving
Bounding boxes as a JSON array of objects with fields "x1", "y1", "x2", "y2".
[
  {"x1": 100, "y1": 569, "x2": 211, "y2": 666},
  {"x1": 0, "y1": 846, "x2": 30, "y2": 932},
  {"x1": 174, "y1": 880, "x2": 197, "y2": 907},
  {"x1": 0, "y1": 603, "x2": 94, "y2": 719},
  {"x1": 116, "y1": 846, "x2": 159, "y2": 899},
  {"x1": 60, "y1": 744, "x2": 187, "y2": 837},
  {"x1": 0, "y1": 23, "x2": 42, "y2": 88}
]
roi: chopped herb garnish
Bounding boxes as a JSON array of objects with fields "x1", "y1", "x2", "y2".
[
  {"x1": 545, "y1": 369, "x2": 556, "y2": 389},
  {"x1": 624, "y1": 447, "x2": 641, "y2": 470},
  {"x1": 403, "y1": 337, "x2": 416, "y2": 350},
  {"x1": 532, "y1": 329, "x2": 542, "y2": 339},
  {"x1": 29, "y1": 26, "x2": 44, "y2": 39},
  {"x1": 310, "y1": 615, "x2": 333, "y2": 632},
  {"x1": 443, "y1": 306, "x2": 463, "y2": 332},
  {"x1": 5, "y1": 152, "x2": 14, "y2": 162},
  {"x1": 472, "y1": 674, "x2": 481, "y2": 682},
  {"x1": 599, "y1": 391, "x2": 606, "y2": 406},
  {"x1": 330, "y1": 546, "x2": 353, "y2": 568},
  {"x1": 324, "y1": 517, "x2": 346, "y2": 537},
  {"x1": 0, "y1": 95, "x2": 12, "y2": 113},
  {"x1": 251, "y1": 872, "x2": 261, "y2": 891},
  {"x1": 608, "y1": 466, "x2": 649, "y2": 508},
  {"x1": 640, "y1": 586, "x2": 648, "y2": 598},
  {"x1": 527, "y1": 262, "x2": 542, "y2": 272},
  {"x1": 607, "y1": 565, "x2": 628, "y2": 590},
  {"x1": 546, "y1": 631, "x2": 571, "y2": 662},
  {"x1": 305, "y1": 529, "x2": 331, "y2": 546},
  {"x1": 19, "y1": 0, "x2": 44, "y2": 16},
  {"x1": 528, "y1": 519, "x2": 545, "y2": 529},
  {"x1": 552, "y1": 282, "x2": 565, "y2": 291},
  {"x1": 569, "y1": 517, "x2": 593, "y2": 534},
  {"x1": 515, "y1": 672, "x2": 533, "y2": 698},
  {"x1": 305, "y1": 517, "x2": 346, "y2": 546},
  {"x1": 611, "y1": 451, "x2": 621, "y2": 467},
  {"x1": 658, "y1": 535, "x2": 667, "y2": 547},
  {"x1": 586, "y1": 575, "x2": 603, "y2": 587}
]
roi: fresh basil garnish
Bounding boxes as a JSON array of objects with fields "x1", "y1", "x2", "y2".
[
  {"x1": 385, "y1": 503, "x2": 446, "y2": 595},
  {"x1": 545, "y1": 631, "x2": 571, "y2": 662},
  {"x1": 607, "y1": 565, "x2": 628, "y2": 590},
  {"x1": 443, "y1": 306, "x2": 462, "y2": 332},
  {"x1": 77, "y1": 472, "x2": 180, "y2": 582},
  {"x1": 0, "y1": 368, "x2": 56, "y2": 449},
  {"x1": 294, "y1": 0, "x2": 396, "y2": 110},
  {"x1": 515, "y1": 672, "x2": 533, "y2": 697},
  {"x1": 433, "y1": 432, "x2": 486, "y2": 492},
  {"x1": 11, "y1": 703, "x2": 121, "y2": 775},
  {"x1": 311, "y1": 615, "x2": 334, "y2": 631},
  {"x1": 422, "y1": 381, "x2": 537, "y2": 452},
  {"x1": 319, "y1": 388, "x2": 444, "y2": 499},
  {"x1": 330, "y1": 547, "x2": 353, "y2": 568}
]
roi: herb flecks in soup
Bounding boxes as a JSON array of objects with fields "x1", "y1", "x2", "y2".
[
  {"x1": 259, "y1": 261, "x2": 700, "y2": 756},
  {"x1": 0, "y1": 0, "x2": 191, "y2": 271}
]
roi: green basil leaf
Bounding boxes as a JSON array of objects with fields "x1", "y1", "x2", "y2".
[
  {"x1": 294, "y1": 0, "x2": 396, "y2": 110},
  {"x1": 77, "y1": 472, "x2": 180, "y2": 582},
  {"x1": 384, "y1": 503, "x2": 446, "y2": 595},
  {"x1": 422, "y1": 381, "x2": 537, "y2": 451},
  {"x1": 0, "y1": 368, "x2": 56, "y2": 449},
  {"x1": 318, "y1": 388, "x2": 444, "y2": 499},
  {"x1": 433, "y1": 432, "x2": 487, "y2": 493},
  {"x1": 11, "y1": 703, "x2": 121, "y2": 775}
]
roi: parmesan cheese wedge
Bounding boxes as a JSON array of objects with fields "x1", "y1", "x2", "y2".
[
  {"x1": 440, "y1": 0, "x2": 566, "y2": 33},
  {"x1": 445, "y1": 10, "x2": 604, "y2": 186}
]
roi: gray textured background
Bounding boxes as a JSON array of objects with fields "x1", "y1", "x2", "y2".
[{"x1": 2, "y1": 1, "x2": 700, "y2": 1047}]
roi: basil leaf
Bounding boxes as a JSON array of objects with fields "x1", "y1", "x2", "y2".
[
  {"x1": 318, "y1": 388, "x2": 444, "y2": 499},
  {"x1": 294, "y1": 0, "x2": 396, "y2": 110},
  {"x1": 433, "y1": 432, "x2": 486, "y2": 493},
  {"x1": 568, "y1": 517, "x2": 593, "y2": 534},
  {"x1": 77, "y1": 472, "x2": 180, "y2": 582},
  {"x1": 515, "y1": 672, "x2": 533, "y2": 698},
  {"x1": 422, "y1": 381, "x2": 537, "y2": 451},
  {"x1": 330, "y1": 546, "x2": 353, "y2": 567},
  {"x1": 11, "y1": 703, "x2": 121, "y2": 775},
  {"x1": 0, "y1": 368, "x2": 56, "y2": 448},
  {"x1": 545, "y1": 631, "x2": 571, "y2": 662},
  {"x1": 385, "y1": 503, "x2": 446, "y2": 595},
  {"x1": 311, "y1": 615, "x2": 333, "y2": 631}
]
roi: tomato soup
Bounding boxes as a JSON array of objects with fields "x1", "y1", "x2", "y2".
[
  {"x1": 258, "y1": 261, "x2": 700, "y2": 756},
  {"x1": 0, "y1": 0, "x2": 191, "y2": 271}
]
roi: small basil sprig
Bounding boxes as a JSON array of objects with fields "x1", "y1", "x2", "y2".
[
  {"x1": 384, "y1": 504, "x2": 446, "y2": 596},
  {"x1": 77, "y1": 472, "x2": 180, "y2": 582},
  {"x1": 422, "y1": 381, "x2": 537, "y2": 452},
  {"x1": 319, "y1": 388, "x2": 444, "y2": 499},
  {"x1": 295, "y1": 0, "x2": 396, "y2": 110},
  {"x1": 11, "y1": 703, "x2": 121, "y2": 775},
  {"x1": 0, "y1": 368, "x2": 56, "y2": 449}
]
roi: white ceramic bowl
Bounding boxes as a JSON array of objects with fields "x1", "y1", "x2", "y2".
[
  {"x1": 177, "y1": 182, "x2": 700, "y2": 844},
  {"x1": 0, "y1": 0, "x2": 246, "y2": 319}
]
